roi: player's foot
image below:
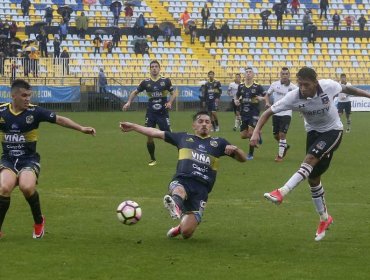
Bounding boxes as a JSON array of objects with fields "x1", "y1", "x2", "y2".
[
  {"x1": 167, "y1": 225, "x2": 181, "y2": 238},
  {"x1": 315, "y1": 215, "x2": 333, "y2": 241},
  {"x1": 346, "y1": 128, "x2": 350, "y2": 133},
  {"x1": 283, "y1": 144, "x2": 290, "y2": 158},
  {"x1": 275, "y1": 155, "x2": 283, "y2": 162},
  {"x1": 33, "y1": 216, "x2": 45, "y2": 239},
  {"x1": 163, "y1": 195, "x2": 182, "y2": 219},
  {"x1": 264, "y1": 189, "x2": 283, "y2": 205},
  {"x1": 246, "y1": 154, "x2": 254, "y2": 160},
  {"x1": 148, "y1": 160, "x2": 157, "y2": 166},
  {"x1": 233, "y1": 127, "x2": 237, "y2": 131}
]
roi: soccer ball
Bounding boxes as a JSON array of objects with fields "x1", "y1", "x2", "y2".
[{"x1": 116, "y1": 200, "x2": 142, "y2": 225}]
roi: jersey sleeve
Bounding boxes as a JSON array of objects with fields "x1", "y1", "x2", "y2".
[
  {"x1": 166, "y1": 78, "x2": 174, "y2": 93},
  {"x1": 258, "y1": 84, "x2": 266, "y2": 96},
  {"x1": 164, "y1": 132, "x2": 185, "y2": 147},
  {"x1": 217, "y1": 81, "x2": 222, "y2": 95},
  {"x1": 271, "y1": 91, "x2": 295, "y2": 113},
  {"x1": 266, "y1": 83, "x2": 274, "y2": 96},
  {"x1": 36, "y1": 106, "x2": 57, "y2": 123},
  {"x1": 324, "y1": 79, "x2": 343, "y2": 98},
  {"x1": 136, "y1": 80, "x2": 146, "y2": 93}
]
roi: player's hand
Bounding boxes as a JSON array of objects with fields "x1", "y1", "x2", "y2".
[
  {"x1": 165, "y1": 102, "x2": 172, "y2": 109},
  {"x1": 81, "y1": 127, "x2": 96, "y2": 136},
  {"x1": 249, "y1": 132, "x2": 260, "y2": 147},
  {"x1": 122, "y1": 102, "x2": 131, "y2": 111},
  {"x1": 225, "y1": 145, "x2": 239, "y2": 156},
  {"x1": 119, "y1": 122, "x2": 135, "y2": 132},
  {"x1": 265, "y1": 103, "x2": 271, "y2": 109},
  {"x1": 234, "y1": 99, "x2": 240, "y2": 106}
]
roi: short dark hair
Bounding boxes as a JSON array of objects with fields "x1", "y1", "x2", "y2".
[
  {"x1": 296, "y1": 67, "x2": 317, "y2": 81},
  {"x1": 208, "y1": 70, "x2": 215, "y2": 75},
  {"x1": 281, "y1": 67, "x2": 289, "y2": 72},
  {"x1": 193, "y1": 111, "x2": 210, "y2": 121},
  {"x1": 235, "y1": 73, "x2": 241, "y2": 77},
  {"x1": 11, "y1": 79, "x2": 31, "y2": 93},
  {"x1": 150, "y1": 60, "x2": 160, "y2": 68},
  {"x1": 340, "y1": 73, "x2": 346, "y2": 78},
  {"x1": 245, "y1": 66, "x2": 253, "y2": 71}
]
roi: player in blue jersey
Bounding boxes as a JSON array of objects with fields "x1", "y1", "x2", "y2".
[
  {"x1": 204, "y1": 71, "x2": 222, "y2": 131},
  {"x1": 120, "y1": 111, "x2": 246, "y2": 239},
  {"x1": 0, "y1": 79, "x2": 96, "y2": 239},
  {"x1": 123, "y1": 60, "x2": 176, "y2": 166},
  {"x1": 235, "y1": 67, "x2": 266, "y2": 160}
]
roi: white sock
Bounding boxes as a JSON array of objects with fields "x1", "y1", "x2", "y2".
[
  {"x1": 234, "y1": 117, "x2": 239, "y2": 128},
  {"x1": 282, "y1": 163, "x2": 313, "y2": 195},
  {"x1": 311, "y1": 183, "x2": 329, "y2": 221},
  {"x1": 278, "y1": 139, "x2": 287, "y2": 157}
]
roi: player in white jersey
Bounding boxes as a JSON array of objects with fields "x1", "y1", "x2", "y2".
[
  {"x1": 265, "y1": 67, "x2": 298, "y2": 162},
  {"x1": 337, "y1": 73, "x2": 352, "y2": 132},
  {"x1": 227, "y1": 73, "x2": 241, "y2": 131},
  {"x1": 250, "y1": 67, "x2": 370, "y2": 241}
]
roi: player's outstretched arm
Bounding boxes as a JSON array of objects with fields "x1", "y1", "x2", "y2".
[
  {"x1": 119, "y1": 122, "x2": 165, "y2": 139},
  {"x1": 56, "y1": 115, "x2": 96, "y2": 135},
  {"x1": 342, "y1": 85, "x2": 370, "y2": 98},
  {"x1": 250, "y1": 108, "x2": 274, "y2": 147},
  {"x1": 225, "y1": 145, "x2": 246, "y2": 162}
]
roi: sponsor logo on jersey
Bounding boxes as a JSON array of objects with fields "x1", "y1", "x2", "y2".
[
  {"x1": 299, "y1": 104, "x2": 305, "y2": 108},
  {"x1": 199, "y1": 144, "x2": 206, "y2": 150},
  {"x1": 191, "y1": 151, "x2": 211, "y2": 164},
  {"x1": 4, "y1": 133, "x2": 26, "y2": 142}
]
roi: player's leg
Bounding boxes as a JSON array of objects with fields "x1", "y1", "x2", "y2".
[
  {"x1": 145, "y1": 114, "x2": 157, "y2": 165},
  {"x1": 0, "y1": 168, "x2": 18, "y2": 236},
  {"x1": 164, "y1": 180, "x2": 187, "y2": 220},
  {"x1": 18, "y1": 168, "x2": 44, "y2": 238},
  {"x1": 213, "y1": 111, "x2": 219, "y2": 131},
  {"x1": 178, "y1": 213, "x2": 199, "y2": 239},
  {"x1": 345, "y1": 103, "x2": 351, "y2": 132}
]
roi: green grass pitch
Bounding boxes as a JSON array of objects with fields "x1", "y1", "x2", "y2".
[{"x1": 1, "y1": 111, "x2": 370, "y2": 280}]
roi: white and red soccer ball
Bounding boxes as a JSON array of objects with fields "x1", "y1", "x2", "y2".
[{"x1": 116, "y1": 200, "x2": 142, "y2": 225}]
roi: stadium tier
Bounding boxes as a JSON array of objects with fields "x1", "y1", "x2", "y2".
[{"x1": 0, "y1": 0, "x2": 369, "y2": 85}]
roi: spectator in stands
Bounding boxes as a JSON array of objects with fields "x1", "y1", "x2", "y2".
[
  {"x1": 189, "y1": 21, "x2": 197, "y2": 44},
  {"x1": 112, "y1": 28, "x2": 121, "y2": 48},
  {"x1": 281, "y1": 0, "x2": 289, "y2": 15},
  {"x1": 220, "y1": 21, "x2": 230, "y2": 44},
  {"x1": 29, "y1": 50, "x2": 39, "y2": 77},
  {"x1": 201, "y1": 4, "x2": 210, "y2": 28},
  {"x1": 93, "y1": 35, "x2": 102, "y2": 55},
  {"x1": 61, "y1": 8, "x2": 71, "y2": 24},
  {"x1": 106, "y1": 41, "x2": 113, "y2": 54},
  {"x1": 111, "y1": 1, "x2": 122, "y2": 26},
  {"x1": 21, "y1": 0, "x2": 31, "y2": 17},
  {"x1": 38, "y1": 27, "x2": 49, "y2": 57},
  {"x1": 124, "y1": 3, "x2": 134, "y2": 27},
  {"x1": 76, "y1": 12, "x2": 89, "y2": 39},
  {"x1": 152, "y1": 23, "x2": 160, "y2": 42},
  {"x1": 260, "y1": 11, "x2": 270, "y2": 30},
  {"x1": 345, "y1": 15, "x2": 354, "y2": 30},
  {"x1": 332, "y1": 11, "x2": 340, "y2": 30},
  {"x1": 22, "y1": 50, "x2": 30, "y2": 77},
  {"x1": 98, "y1": 68, "x2": 108, "y2": 94},
  {"x1": 44, "y1": 6, "x2": 53, "y2": 26},
  {"x1": 59, "y1": 20, "x2": 68, "y2": 41},
  {"x1": 302, "y1": 9, "x2": 312, "y2": 32},
  {"x1": 163, "y1": 25, "x2": 173, "y2": 43},
  {"x1": 134, "y1": 40, "x2": 149, "y2": 55},
  {"x1": 275, "y1": 4, "x2": 285, "y2": 30},
  {"x1": 179, "y1": 9, "x2": 191, "y2": 30},
  {"x1": 208, "y1": 21, "x2": 217, "y2": 44},
  {"x1": 307, "y1": 23, "x2": 317, "y2": 44},
  {"x1": 290, "y1": 0, "x2": 300, "y2": 17},
  {"x1": 358, "y1": 14, "x2": 367, "y2": 31},
  {"x1": 319, "y1": 0, "x2": 329, "y2": 19},
  {"x1": 60, "y1": 48, "x2": 70, "y2": 75},
  {"x1": 53, "y1": 36, "x2": 60, "y2": 64},
  {"x1": 133, "y1": 14, "x2": 147, "y2": 37},
  {"x1": 9, "y1": 21, "x2": 18, "y2": 39}
]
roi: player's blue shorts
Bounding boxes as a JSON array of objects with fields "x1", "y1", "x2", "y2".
[
  {"x1": 145, "y1": 112, "x2": 171, "y2": 131},
  {"x1": 0, "y1": 154, "x2": 41, "y2": 178},
  {"x1": 206, "y1": 100, "x2": 218, "y2": 112},
  {"x1": 240, "y1": 115, "x2": 259, "y2": 131},
  {"x1": 168, "y1": 176, "x2": 208, "y2": 223},
  {"x1": 306, "y1": 130, "x2": 343, "y2": 178}
]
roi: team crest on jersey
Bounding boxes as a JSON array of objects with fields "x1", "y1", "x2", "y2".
[
  {"x1": 186, "y1": 137, "x2": 194, "y2": 142},
  {"x1": 26, "y1": 115, "x2": 34, "y2": 124},
  {"x1": 210, "y1": 140, "x2": 218, "y2": 147},
  {"x1": 251, "y1": 89, "x2": 256, "y2": 93},
  {"x1": 160, "y1": 81, "x2": 165, "y2": 86},
  {"x1": 321, "y1": 96, "x2": 329, "y2": 104},
  {"x1": 316, "y1": 141, "x2": 326, "y2": 150}
]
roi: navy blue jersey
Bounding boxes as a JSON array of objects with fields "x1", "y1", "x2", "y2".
[
  {"x1": 0, "y1": 103, "x2": 56, "y2": 157},
  {"x1": 137, "y1": 76, "x2": 174, "y2": 114},
  {"x1": 236, "y1": 82, "x2": 265, "y2": 118},
  {"x1": 164, "y1": 131, "x2": 231, "y2": 192},
  {"x1": 204, "y1": 80, "x2": 222, "y2": 102}
]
